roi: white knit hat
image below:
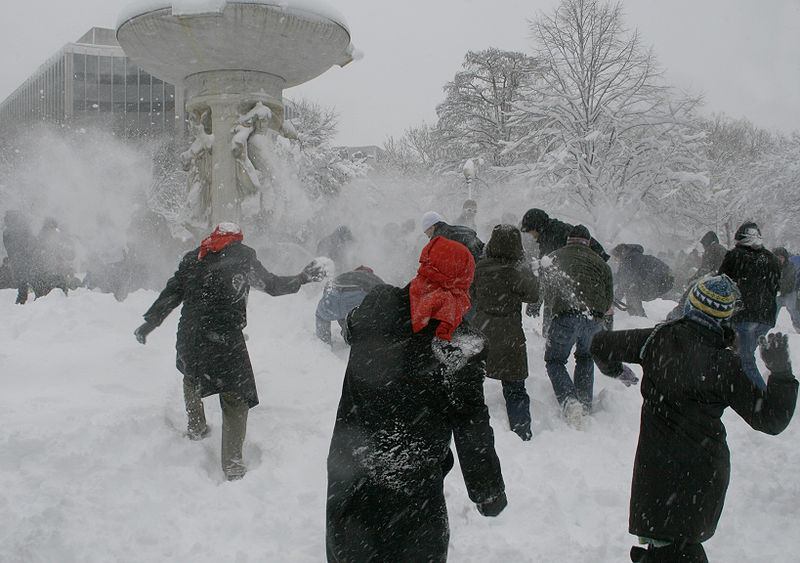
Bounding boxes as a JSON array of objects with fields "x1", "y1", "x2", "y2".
[{"x1": 421, "y1": 211, "x2": 445, "y2": 232}]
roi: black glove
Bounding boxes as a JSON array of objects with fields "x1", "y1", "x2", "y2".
[
  {"x1": 134, "y1": 321, "x2": 155, "y2": 345},
  {"x1": 298, "y1": 259, "x2": 326, "y2": 284},
  {"x1": 525, "y1": 303, "x2": 540, "y2": 318},
  {"x1": 476, "y1": 492, "x2": 507, "y2": 517},
  {"x1": 759, "y1": 332, "x2": 791, "y2": 374},
  {"x1": 617, "y1": 365, "x2": 639, "y2": 387}
]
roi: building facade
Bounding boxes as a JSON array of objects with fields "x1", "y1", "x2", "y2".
[{"x1": 0, "y1": 27, "x2": 183, "y2": 137}]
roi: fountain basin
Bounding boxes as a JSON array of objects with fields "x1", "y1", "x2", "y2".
[{"x1": 116, "y1": 1, "x2": 354, "y2": 88}]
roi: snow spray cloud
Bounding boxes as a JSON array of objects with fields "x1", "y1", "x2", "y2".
[{"x1": 0, "y1": 124, "x2": 152, "y2": 266}]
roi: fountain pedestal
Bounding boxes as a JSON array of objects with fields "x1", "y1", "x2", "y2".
[{"x1": 117, "y1": 1, "x2": 354, "y2": 226}]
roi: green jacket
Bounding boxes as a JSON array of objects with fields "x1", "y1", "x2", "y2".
[{"x1": 543, "y1": 242, "x2": 613, "y2": 319}]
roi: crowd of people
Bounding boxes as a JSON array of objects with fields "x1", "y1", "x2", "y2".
[{"x1": 3, "y1": 200, "x2": 799, "y2": 562}]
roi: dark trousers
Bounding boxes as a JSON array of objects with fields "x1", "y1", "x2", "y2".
[
  {"x1": 631, "y1": 542, "x2": 708, "y2": 562},
  {"x1": 502, "y1": 380, "x2": 531, "y2": 437},
  {"x1": 183, "y1": 376, "x2": 249, "y2": 478}
]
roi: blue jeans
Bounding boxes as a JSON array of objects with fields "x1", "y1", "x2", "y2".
[
  {"x1": 732, "y1": 322, "x2": 770, "y2": 390},
  {"x1": 545, "y1": 314, "x2": 603, "y2": 409},
  {"x1": 776, "y1": 292, "x2": 800, "y2": 332},
  {"x1": 315, "y1": 287, "x2": 368, "y2": 344}
]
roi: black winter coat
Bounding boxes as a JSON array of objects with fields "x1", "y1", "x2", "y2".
[
  {"x1": 778, "y1": 259, "x2": 797, "y2": 296},
  {"x1": 718, "y1": 244, "x2": 781, "y2": 326},
  {"x1": 142, "y1": 241, "x2": 301, "y2": 407},
  {"x1": 537, "y1": 218, "x2": 609, "y2": 261},
  {"x1": 694, "y1": 241, "x2": 727, "y2": 280},
  {"x1": 615, "y1": 244, "x2": 673, "y2": 299},
  {"x1": 471, "y1": 258, "x2": 539, "y2": 381},
  {"x1": 326, "y1": 284, "x2": 504, "y2": 562},
  {"x1": 432, "y1": 221, "x2": 485, "y2": 264},
  {"x1": 591, "y1": 319, "x2": 797, "y2": 544}
]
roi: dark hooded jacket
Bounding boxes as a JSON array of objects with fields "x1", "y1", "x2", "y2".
[
  {"x1": 591, "y1": 319, "x2": 797, "y2": 544},
  {"x1": 432, "y1": 221, "x2": 485, "y2": 264},
  {"x1": 471, "y1": 225, "x2": 539, "y2": 381},
  {"x1": 694, "y1": 231, "x2": 728, "y2": 280},
  {"x1": 2, "y1": 211, "x2": 37, "y2": 284},
  {"x1": 773, "y1": 247, "x2": 796, "y2": 296},
  {"x1": 614, "y1": 244, "x2": 673, "y2": 299},
  {"x1": 142, "y1": 241, "x2": 301, "y2": 407},
  {"x1": 718, "y1": 243, "x2": 781, "y2": 326},
  {"x1": 326, "y1": 284, "x2": 504, "y2": 562}
]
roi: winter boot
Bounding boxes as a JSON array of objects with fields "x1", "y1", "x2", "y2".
[
  {"x1": 563, "y1": 397, "x2": 584, "y2": 430},
  {"x1": 186, "y1": 425, "x2": 210, "y2": 441},
  {"x1": 512, "y1": 423, "x2": 532, "y2": 441}
]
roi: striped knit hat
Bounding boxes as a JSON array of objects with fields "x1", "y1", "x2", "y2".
[{"x1": 685, "y1": 274, "x2": 740, "y2": 321}]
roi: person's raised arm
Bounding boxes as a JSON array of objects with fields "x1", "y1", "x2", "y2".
[{"x1": 726, "y1": 333, "x2": 798, "y2": 435}]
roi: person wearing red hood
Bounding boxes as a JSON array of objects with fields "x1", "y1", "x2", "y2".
[
  {"x1": 326, "y1": 236, "x2": 506, "y2": 563},
  {"x1": 134, "y1": 223, "x2": 325, "y2": 481}
]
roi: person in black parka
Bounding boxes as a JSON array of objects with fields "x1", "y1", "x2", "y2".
[
  {"x1": 134, "y1": 223, "x2": 324, "y2": 480},
  {"x1": 718, "y1": 221, "x2": 781, "y2": 390},
  {"x1": 591, "y1": 275, "x2": 797, "y2": 563},
  {"x1": 3, "y1": 210, "x2": 38, "y2": 304},
  {"x1": 693, "y1": 231, "x2": 728, "y2": 281},
  {"x1": 471, "y1": 224, "x2": 540, "y2": 440},
  {"x1": 421, "y1": 210, "x2": 485, "y2": 265},
  {"x1": 611, "y1": 243, "x2": 674, "y2": 317},
  {"x1": 326, "y1": 236, "x2": 506, "y2": 563}
]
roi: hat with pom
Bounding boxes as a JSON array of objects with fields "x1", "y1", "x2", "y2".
[{"x1": 685, "y1": 274, "x2": 740, "y2": 323}]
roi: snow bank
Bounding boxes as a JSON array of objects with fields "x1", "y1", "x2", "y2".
[{"x1": 0, "y1": 290, "x2": 797, "y2": 561}]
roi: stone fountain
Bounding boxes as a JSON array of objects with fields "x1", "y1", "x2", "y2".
[{"x1": 116, "y1": 0, "x2": 355, "y2": 227}]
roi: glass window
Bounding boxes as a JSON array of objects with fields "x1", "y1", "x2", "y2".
[
  {"x1": 164, "y1": 83, "x2": 175, "y2": 113},
  {"x1": 85, "y1": 55, "x2": 98, "y2": 109},
  {"x1": 99, "y1": 56, "x2": 112, "y2": 111},
  {"x1": 112, "y1": 57, "x2": 125, "y2": 111},
  {"x1": 151, "y1": 77, "x2": 163, "y2": 115},
  {"x1": 139, "y1": 71, "x2": 151, "y2": 114},
  {"x1": 72, "y1": 53, "x2": 85, "y2": 81}
]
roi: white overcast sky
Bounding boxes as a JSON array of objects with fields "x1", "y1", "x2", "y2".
[{"x1": 1, "y1": 0, "x2": 798, "y2": 145}]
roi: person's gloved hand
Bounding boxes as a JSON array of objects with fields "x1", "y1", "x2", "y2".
[
  {"x1": 525, "y1": 303, "x2": 540, "y2": 318},
  {"x1": 298, "y1": 259, "x2": 326, "y2": 284},
  {"x1": 618, "y1": 365, "x2": 639, "y2": 387},
  {"x1": 759, "y1": 332, "x2": 791, "y2": 374},
  {"x1": 476, "y1": 492, "x2": 507, "y2": 517},
  {"x1": 134, "y1": 321, "x2": 155, "y2": 345}
]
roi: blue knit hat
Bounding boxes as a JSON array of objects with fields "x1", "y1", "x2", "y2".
[{"x1": 685, "y1": 274, "x2": 740, "y2": 322}]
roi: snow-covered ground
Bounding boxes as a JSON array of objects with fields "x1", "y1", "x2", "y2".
[{"x1": 1, "y1": 287, "x2": 798, "y2": 562}]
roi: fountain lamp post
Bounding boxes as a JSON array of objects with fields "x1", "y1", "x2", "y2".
[{"x1": 117, "y1": 0, "x2": 355, "y2": 227}]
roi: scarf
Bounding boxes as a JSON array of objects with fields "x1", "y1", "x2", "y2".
[
  {"x1": 198, "y1": 223, "x2": 244, "y2": 260},
  {"x1": 409, "y1": 236, "x2": 475, "y2": 341}
]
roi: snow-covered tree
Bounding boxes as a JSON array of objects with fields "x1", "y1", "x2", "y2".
[
  {"x1": 515, "y1": 0, "x2": 708, "y2": 239},
  {"x1": 283, "y1": 98, "x2": 370, "y2": 199},
  {"x1": 436, "y1": 48, "x2": 539, "y2": 175}
]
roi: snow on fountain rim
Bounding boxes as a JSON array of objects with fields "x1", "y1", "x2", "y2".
[{"x1": 116, "y1": 0, "x2": 350, "y2": 33}]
